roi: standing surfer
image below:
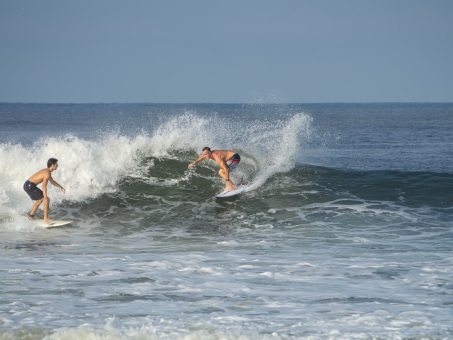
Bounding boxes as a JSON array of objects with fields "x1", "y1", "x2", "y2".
[
  {"x1": 188, "y1": 147, "x2": 240, "y2": 192},
  {"x1": 23, "y1": 158, "x2": 65, "y2": 222}
]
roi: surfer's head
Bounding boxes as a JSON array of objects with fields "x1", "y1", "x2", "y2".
[
  {"x1": 201, "y1": 147, "x2": 212, "y2": 158},
  {"x1": 47, "y1": 158, "x2": 59, "y2": 169}
]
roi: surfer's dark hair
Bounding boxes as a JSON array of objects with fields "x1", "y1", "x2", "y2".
[
  {"x1": 202, "y1": 147, "x2": 211, "y2": 152},
  {"x1": 47, "y1": 158, "x2": 58, "y2": 168}
]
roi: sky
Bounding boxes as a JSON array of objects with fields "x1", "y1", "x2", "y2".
[{"x1": 1, "y1": 0, "x2": 452, "y2": 103}]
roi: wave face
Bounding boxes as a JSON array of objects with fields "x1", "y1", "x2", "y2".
[
  {"x1": 1, "y1": 103, "x2": 453, "y2": 339},
  {"x1": 0, "y1": 105, "x2": 315, "y2": 225}
]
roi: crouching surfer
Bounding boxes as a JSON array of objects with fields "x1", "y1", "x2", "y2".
[{"x1": 188, "y1": 147, "x2": 240, "y2": 192}]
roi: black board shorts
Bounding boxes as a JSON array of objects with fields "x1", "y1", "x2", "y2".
[{"x1": 23, "y1": 180, "x2": 44, "y2": 201}]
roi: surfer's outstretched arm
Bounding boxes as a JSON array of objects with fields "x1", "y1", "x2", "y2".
[
  {"x1": 188, "y1": 147, "x2": 213, "y2": 168},
  {"x1": 188, "y1": 154, "x2": 208, "y2": 168}
]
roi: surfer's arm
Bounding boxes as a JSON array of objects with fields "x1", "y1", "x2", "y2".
[
  {"x1": 49, "y1": 177, "x2": 66, "y2": 194},
  {"x1": 188, "y1": 155, "x2": 207, "y2": 168}
]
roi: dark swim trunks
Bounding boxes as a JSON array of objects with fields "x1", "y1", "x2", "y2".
[
  {"x1": 225, "y1": 153, "x2": 240, "y2": 170},
  {"x1": 23, "y1": 180, "x2": 44, "y2": 201}
]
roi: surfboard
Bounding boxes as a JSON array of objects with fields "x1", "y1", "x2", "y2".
[
  {"x1": 216, "y1": 184, "x2": 249, "y2": 198},
  {"x1": 32, "y1": 219, "x2": 72, "y2": 228}
]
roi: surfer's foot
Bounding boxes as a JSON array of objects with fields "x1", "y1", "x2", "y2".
[
  {"x1": 225, "y1": 184, "x2": 236, "y2": 192},
  {"x1": 44, "y1": 218, "x2": 55, "y2": 223},
  {"x1": 28, "y1": 214, "x2": 36, "y2": 220}
]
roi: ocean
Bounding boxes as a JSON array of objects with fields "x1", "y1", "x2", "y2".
[{"x1": 0, "y1": 103, "x2": 452, "y2": 339}]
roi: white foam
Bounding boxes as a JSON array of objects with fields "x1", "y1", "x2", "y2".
[
  {"x1": 149, "y1": 112, "x2": 214, "y2": 156},
  {"x1": 43, "y1": 317, "x2": 282, "y2": 340},
  {"x1": 0, "y1": 133, "x2": 150, "y2": 229}
]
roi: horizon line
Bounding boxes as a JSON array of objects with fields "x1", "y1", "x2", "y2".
[{"x1": 1, "y1": 101, "x2": 453, "y2": 105}]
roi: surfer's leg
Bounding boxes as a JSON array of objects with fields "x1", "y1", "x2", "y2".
[
  {"x1": 218, "y1": 169, "x2": 227, "y2": 180},
  {"x1": 24, "y1": 181, "x2": 44, "y2": 218},
  {"x1": 29, "y1": 198, "x2": 43, "y2": 219},
  {"x1": 218, "y1": 169, "x2": 236, "y2": 191},
  {"x1": 43, "y1": 197, "x2": 54, "y2": 222},
  {"x1": 226, "y1": 182, "x2": 236, "y2": 192}
]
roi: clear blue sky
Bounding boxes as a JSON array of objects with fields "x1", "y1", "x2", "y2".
[{"x1": 1, "y1": 0, "x2": 452, "y2": 103}]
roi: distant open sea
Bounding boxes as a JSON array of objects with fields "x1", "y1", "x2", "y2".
[{"x1": 1, "y1": 103, "x2": 452, "y2": 339}]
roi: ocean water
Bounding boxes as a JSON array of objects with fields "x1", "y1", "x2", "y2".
[{"x1": 0, "y1": 103, "x2": 452, "y2": 339}]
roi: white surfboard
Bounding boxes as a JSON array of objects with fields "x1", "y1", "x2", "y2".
[
  {"x1": 32, "y1": 219, "x2": 72, "y2": 228},
  {"x1": 216, "y1": 184, "x2": 249, "y2": 198}
]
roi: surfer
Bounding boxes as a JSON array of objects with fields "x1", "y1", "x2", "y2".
[
  {"x1": 23, "y1": 158, "x2": 65, "y2": 222},
  {"x1": 188, "y1": 147, "x2": 240, "y2": 192}
]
